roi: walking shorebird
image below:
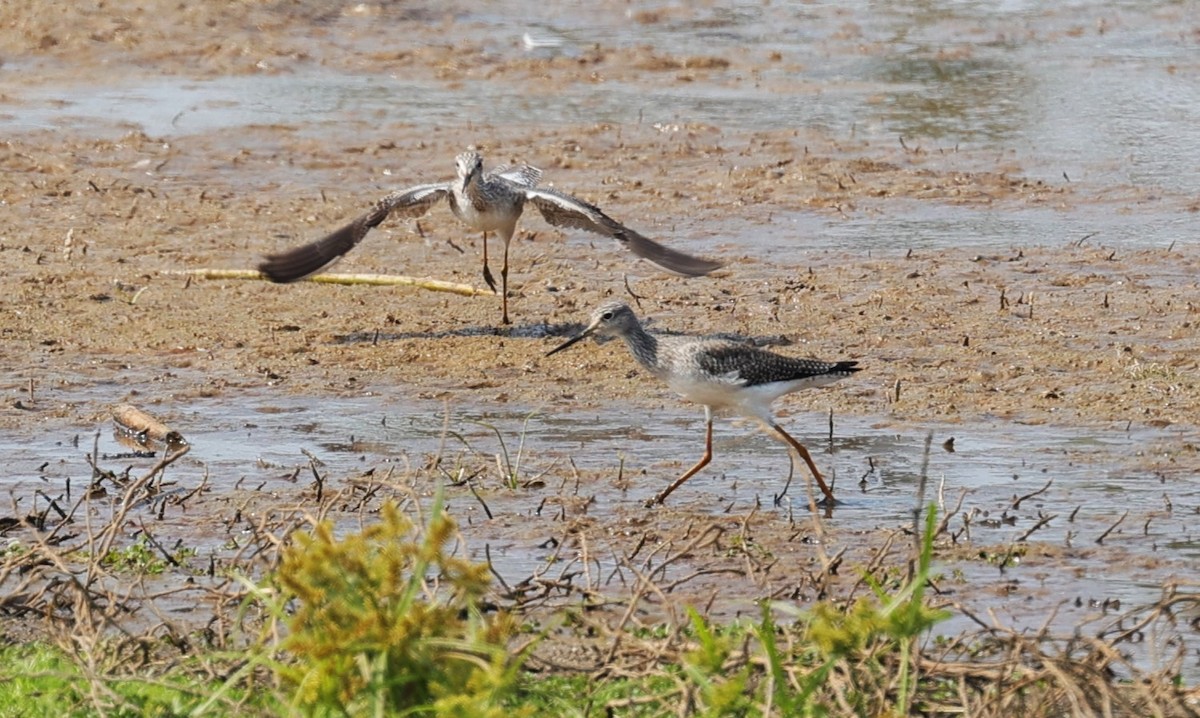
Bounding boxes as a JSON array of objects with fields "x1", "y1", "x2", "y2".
[
  {"x1": 258, "y1": 151, "x2": 723, "y2": 324},
  {"x1": 547, "y1": 301, "x2": 860, "y2": 507}
]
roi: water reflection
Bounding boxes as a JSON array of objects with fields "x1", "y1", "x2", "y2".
[{"x1": 873, "y1": 54, "x2": 1031, "y2": 143}]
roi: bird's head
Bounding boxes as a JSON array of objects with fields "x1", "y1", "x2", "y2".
[
  {"x1": 455, "y1": 151, "x2": 484, "y2": 189},
  {"x1": 546, "y1": 300, "x2": 639, "y2": 356}
]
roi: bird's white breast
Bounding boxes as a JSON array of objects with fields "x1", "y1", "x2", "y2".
[{"x1": 451, "y1": 186, "x2": 519, "y2": 233}]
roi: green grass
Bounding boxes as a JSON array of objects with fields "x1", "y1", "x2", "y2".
[
  {"x1": 246, "y1": 492, "x2": 528, "y2": 717},
  {"x1": 511, "y1": 673, "x2": 679, "y2": 717},
  {"x1": 0, "y1": 642, "x2": 271, "y2": 718},
  {"x1": 0, "y1": 642, "x2": 80, "y2": 718}
]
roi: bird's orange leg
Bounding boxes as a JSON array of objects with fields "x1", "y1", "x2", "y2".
[
  {"x1": 647, "y1": 413, "x2": 713, "y2": 507},
  {"x1": 771, "y1": 423, "x2": 836, "y2": 506}
]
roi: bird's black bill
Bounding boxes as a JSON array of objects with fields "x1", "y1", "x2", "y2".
[
  {"x1": 546, "y1": 331, "x2": 590, "y2": 357},
  {"x1": 464, "y1": 164, "x2": 482, "y2": 189}
]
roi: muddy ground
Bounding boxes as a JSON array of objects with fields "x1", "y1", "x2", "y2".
[
  {"x1": 2, "y1": 0, "x2": 1199, "y2": 676},
  {"x1": 3, "y1": 0, "x2": 1197, "y2": 432}
]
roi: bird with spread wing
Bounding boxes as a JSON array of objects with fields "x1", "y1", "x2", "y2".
[{"x1": 258, "y1": 151, "x2": 724, "y2": 324}]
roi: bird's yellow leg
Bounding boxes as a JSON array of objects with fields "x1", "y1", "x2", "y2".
[
  {"x1": 481, "y1": 232, "x2": 497, "y2": 293},
  {"x1": 500, "y1": 235, "x2": 511, "y2": 325},
  {"x1": 771, "y1": 423, "x2": 836, "y2": 506},
  {"x1": 648, "y1": 413, "x2": 714, "y2": 507}
]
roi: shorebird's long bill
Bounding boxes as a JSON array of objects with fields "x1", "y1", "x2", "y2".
[
  {"x1": 463, "y1": 163, "x2": 481, "y2": 188},
  {"x1": 546, "y1": 325, "x2": 596, "y2": 356}
]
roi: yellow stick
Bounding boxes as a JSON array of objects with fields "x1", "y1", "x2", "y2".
[{"x1": 164, "y1": 269, "x2": 485, "y2": 297}]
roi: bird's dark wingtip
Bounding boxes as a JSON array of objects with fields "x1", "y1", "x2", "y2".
[
  {"x1": 255, "y1": 218, "x2": 371, "y2": 284},
  {"x1": 256, "y1": 257, "x2": 296, "y2": 284},
  {"x1": 683, "y1": 257, "x2": 727, "y2": 276},
  {"x1": 619, "y1": 231, "x2": 726, "y2": 277}
]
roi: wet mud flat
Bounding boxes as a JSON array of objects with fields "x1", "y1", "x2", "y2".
[{"x1": 1, "y1": 0, "x2": 1199, "y2": 706}]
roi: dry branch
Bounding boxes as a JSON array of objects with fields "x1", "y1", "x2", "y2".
[
  {"x1": 111, "y1": 404, "x2": 188, "y2": 449},
  {"x1": 166, "y1": 268, "x2": 486, "y2": 296}
]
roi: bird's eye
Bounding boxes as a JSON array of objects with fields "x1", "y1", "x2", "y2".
[{"x1": 601, "y1": 311, "x2": 614, "y2": 320}]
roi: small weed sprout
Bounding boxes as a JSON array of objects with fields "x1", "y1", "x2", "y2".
[
  {"x1": 462, "y1": 412, "x2": 545, "y2": 489},
  {"x1": 100, "y1": 535, "x2": 165, "y2": 575}
]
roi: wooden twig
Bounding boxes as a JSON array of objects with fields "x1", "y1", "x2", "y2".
[
  {"x1": 1016, "y1": 512, "x2": 1057, "y2": 542},
  {"x1": 112, "y1": 404, "x2": 188, "y2": 449},
  {"x1": 483, "y1": 544, "x2": 511, "y2": 593},
  {"x1": 166, "y1": 268, "x2": 485, "y2": 296},
  {"x1": 89, "y1": 444, "x2": 192, "y2": 585},
  {"x1": 468, "y1": 481, "x2": 493, "y2": 520},
  {"x1": 1011, "y1": 479, "x2": 1052, "y2": 510},
  {"x1": 1095, "y1": 511, "x2": 1128, "y2": 545}
]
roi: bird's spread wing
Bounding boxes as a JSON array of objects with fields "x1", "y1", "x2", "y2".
[
  {"x1": 378, "y1": 182, "x2": 453, "y2": 218},
  {"x1": 258, "y1": 183, "x2": 450, "y2": 283},
  {"x1": 523, "y1": 187, "x2": 724, "y2": 277},
  {"x1": 695, "y1": 344, "x2": 860, "y2": 388},
  {"x1": 490, "y1": 164, "x2": 543, "y2": 188},
  {"x1": 610, "y1": 225, "x2": 725, "y2": 277}
]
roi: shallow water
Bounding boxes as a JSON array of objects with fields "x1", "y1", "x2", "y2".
[
  {"x1": 10, "y1": 391, "x2": 1186, "y2": 520},
  {"x1": 5, "y1": 390, "x2": 1194, "y2": 593},
  {"x1": 690, "y1": 201, "x2": 1192, "y2": 264},
  {"x1": 5, "y1": 1, "x2": 1198, "y2": 204},
  {"x1": 4, "y1": 0, "x2": 1194, "y2": 267}
]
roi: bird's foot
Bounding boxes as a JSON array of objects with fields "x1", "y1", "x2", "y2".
[{"x1": 482, "y1": 265, "x2": 498, "y2": 294}]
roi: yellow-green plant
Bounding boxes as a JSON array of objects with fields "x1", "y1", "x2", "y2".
[
  {"x1": 274, "y1": 495, "x2": 524, "y2": 717},
  {"x1": 679, "y1": 607, "x2": 756, "y2": 717},
  {"x1": 786, "y1": 503, "x2": 951, "y2": 716},
  {"x1": 644, "y1": 506, "x2": 952, "y2": 717}
]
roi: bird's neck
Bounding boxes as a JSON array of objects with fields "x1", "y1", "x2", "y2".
[
  {"x1": 620, "y1": 324, "x2": 663, "y2": 376},
  {"x1": 461, "y1": 172, "x2": 499, "y2": 212}
]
